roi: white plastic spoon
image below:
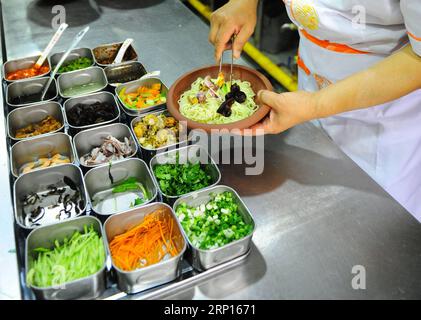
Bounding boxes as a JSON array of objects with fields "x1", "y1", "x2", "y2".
[
  {"x1": 40, "y1": 26, "x2": 90, "y2": 101},
  {"x1": 113, "y1": 38, "x2": 134, "y2": 64},
  {"x1": 34, "y1": 23, "x2": 68, "y2": 69}
]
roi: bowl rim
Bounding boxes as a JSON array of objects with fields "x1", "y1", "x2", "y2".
[{"x1": 166, "y1": 64, "x2": 272, "y2": 132}]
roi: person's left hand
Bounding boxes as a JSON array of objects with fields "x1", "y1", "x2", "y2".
[{"x1": 242, "y1": 90, "x2": 318, "y2": 135}]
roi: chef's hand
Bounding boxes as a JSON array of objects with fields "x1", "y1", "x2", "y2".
[
  {"x1": 243, "y1": 90, "x2": 318, "y2": 135},
  {"x1": 209, "y1": 0, "x2": 259, "y2": 62}
]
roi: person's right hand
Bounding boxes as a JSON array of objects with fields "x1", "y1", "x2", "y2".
[{"x1": 209, "y1": 0, "x2": 259, "y2": 62}]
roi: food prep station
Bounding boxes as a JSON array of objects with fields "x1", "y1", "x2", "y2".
[{"x1": 1, "y1": 0, "x2": 421, "y2": 300}]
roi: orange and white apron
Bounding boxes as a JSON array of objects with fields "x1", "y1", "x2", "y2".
[{"x1": 284, "y1": 0, "x2": 421, "y2": 221}]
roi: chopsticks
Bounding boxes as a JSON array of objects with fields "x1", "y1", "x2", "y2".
[{"x1": 219, "y1": 34, "x2": 237, "y2": 88}]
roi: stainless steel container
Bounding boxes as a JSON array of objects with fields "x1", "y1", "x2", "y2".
[
  {"x1": 104, "y1": 61, "x2": 147, "y2": 88},
  {"x1": 10, "y1": 132, "x2": 75, "y2": 178},
  {"x1": 130, "y1": 109, "x2": 190, "y2": 162},
  {"x1": 73, "y1": 123, "x2": 138, "y2": 170},
  {"x1": 2, "y1": 54, "x2": 50, "y2": 83},
  {"x1": 173, "y1": 185, "x2": 255, "y2": 271},
  {"x1": 25, "y1": 216, "x2": 107, "y2": 300},
  {"x1": 115, "y1": 77, "x2": 168, "y2": 117},
  {"x1": 84, "y1": 158, "x2": 157, "y2": 220},
  {"x1": 13, "y1": 163, "x2": 88, "y2": 231},
  {"x1": 49, "y1": 47, "x2": 95, "y2": 75},
  {"x1": 149, "y1": 144, "x2": 221, "y2": 205},
  {"x1": 63, "y1": 91, "x2": 120, "y2": 135},
  {"x1": 93, "y1": 41, "x2": 138, "y2": 67},
  {"x1": 103, "y1": 202, "x2": 186, "y2": 294},
  {"x1": 57, "y1": 66, "x2": 107, "y2": 99},
  {"x1": 7, "y1": 101, "x2": 64, "y2": 142},
  {"x1": 6, "y1": 76, "x2": 58, "y2": 108}
]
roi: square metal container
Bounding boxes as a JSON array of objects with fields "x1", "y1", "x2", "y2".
[
  {"x1": 6, "y1": 76, "x2": 58, "y2": 108},
  {"x1": 2, "y1": 54, "x2": 50, "y2": 83},
  {"x1": 72, "y1": 123, "x2": 138, "y2": 170},
  {"x1": 104, "y1": 61, "x2": 147, "y2": 88},
  {"x1": 49, "y1": 47, "x2": 95, "y2": 75},
  {"x1": 84, "y1": 158, "x2": 157, "y2": 221},
  {"x1": 130, "y1": 109, "x2": 190, "y2": 162},
  {"x1": 63, "y1": 91, "x2": 120, "y2": 135},
  {"x1": 57, "y1": 66, "x2": 108, "y2": 99},
  {"x1": 13, "y1": 163, "x2": 88, "y2": 231},
  {"x1": 149, "y1": 144, "x2": 221, "y2": 205},
  {"x1": 10, "y1": 132, "x2": 75, "y2": 178},
  {"x1": 7, "y1": 101, "x2": 65, "y2": 142},
  {"x1": 103, "y1": 202, "x2": 186, "y2": 294},
  {"x1": 173, "y1": 185, "x2": 255, "y2": 271},
  {"x1": 25, "y1": 216, "x2": 108, "y2": 300},
  {"x1": 115, "y1": 77, "x2": 168, "y2": 117},
  {"x1": 92, "y1": 41, "x2": 138, "y2": 67}
]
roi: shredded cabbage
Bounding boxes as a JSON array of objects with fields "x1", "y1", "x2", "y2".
[{"x1": 179, "y1": 77, "x2": 258, "y2": 124}]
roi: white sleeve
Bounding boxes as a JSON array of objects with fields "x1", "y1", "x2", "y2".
[{"x1": 400, "y1": 0, "x2": 421, "y2": 56}]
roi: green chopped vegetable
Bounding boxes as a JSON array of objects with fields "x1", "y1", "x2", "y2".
[
  {"x1": 26, "y1": 224, "x2": 106, "y2": 287},
  {"x1": 175, "y1": 191, "x2": 253, "y2": 250},
  {"x1": 57, "y1": 57, "x2": 93, "y2": 73},
  {"x1": 130, "y1": 197, "x2": 144, "y2": 207},
  {"x1": 112, "y1": 177, "x2": 149, "y2": 199},
  {"x1": 153, "y1": 157, "x2": 212, "y2": 196}
]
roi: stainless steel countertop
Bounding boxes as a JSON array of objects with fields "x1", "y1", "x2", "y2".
[{"x1": 1, "y1": 0, "x2": 421, "y2": 300}]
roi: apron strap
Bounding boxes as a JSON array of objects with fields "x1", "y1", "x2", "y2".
[{"x1": 299, "y1": 29, "x2": 369, "y2": 54}]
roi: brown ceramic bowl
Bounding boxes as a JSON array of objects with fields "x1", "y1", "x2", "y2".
[{"x1": 167, "y1": 64, "x2": 272, "y2": 132}]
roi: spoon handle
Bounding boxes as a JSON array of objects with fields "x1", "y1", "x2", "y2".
[
  {"x1": 229, "y1": 34, "x2": 237, "y2": 86},
  {"x1": 34, "y1": 23, "x2": 68, "y2": 68}
]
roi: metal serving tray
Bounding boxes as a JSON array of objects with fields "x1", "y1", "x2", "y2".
[
  {"x1": 57, "y1": 66, "x2": 107, "y2": 99},
  {"x1": 73, "y1": 123, "x2": 138, "y2": 170},
  {"x1": 149, "y1": 144, "x2": 221, "y2": 205},
  {"x1": 104, "y1": 61, "x2": 147, "y2": 88},
  {"x1": 84, "y1": 158, "x2": 157, "y2": 220},
  {"x1": 2, "y1": 47, "x2": 253, "y2": 302},
  {"x1": 99, "y1": 248, "x2": 251, "y2": 300},
  {"x1": 10, "y1": 132, "x2": 75, "y2": 178},
  {"x1": 103, "y1": 202, "x2": 187, "y2": 294},
  {"x1": 2, "y1": 54, "x2": 50, "y2": 83},
  {"x1": 7, "y1": 101, "x2": 65, "y2": 142},
  {"x1": 63, "y1": 91, "x2": 120, "y2": 135},
  {"x1": 115, "y1": 77, "x2": 168, "y2": 117},
  {"x1": 49, "y1": 47, "x2": 95, "y2": 75},
  {"x1": 25, "y1": 216, "x2": 107, "y2": 300},
  {"x1": 173, "y1": 185, "x2": 255, "y2": 271}
]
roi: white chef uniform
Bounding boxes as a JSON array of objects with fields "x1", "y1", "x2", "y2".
[{"x1": 283, "y1": 0, "x2": 421, "y2": 221}]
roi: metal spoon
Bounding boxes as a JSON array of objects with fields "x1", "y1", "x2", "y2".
[{"x1": 40, "y1": 26, "x2": 90, "y2": 101}]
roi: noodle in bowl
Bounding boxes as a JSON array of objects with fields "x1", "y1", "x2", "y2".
[
  {"x1": 179, "y1": 77, "x2": 258, "y2": 124},
  {"x1": 167, "y1": 64, "x2": 272, "y2": 132}
]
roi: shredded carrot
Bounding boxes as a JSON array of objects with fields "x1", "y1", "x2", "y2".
[{"x1": 109, "y1": 209, "x2": 180, "y2": 271}]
